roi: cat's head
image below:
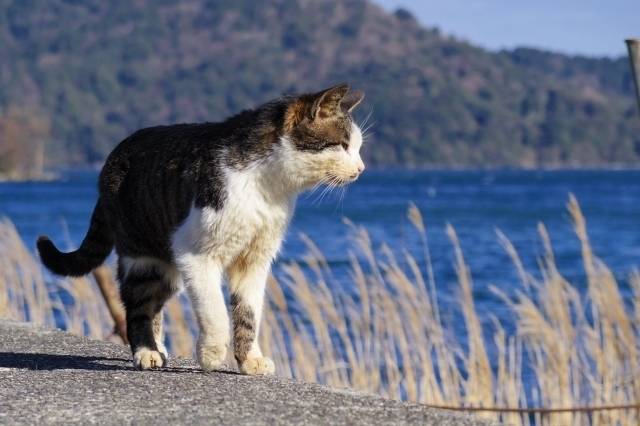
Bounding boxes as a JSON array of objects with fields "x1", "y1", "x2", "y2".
[{"x1": 279, "y1": 84, "x2": 366, "y2": 190}]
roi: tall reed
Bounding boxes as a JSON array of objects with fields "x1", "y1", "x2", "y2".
[{"x1": 0, "y1": 196, "x2": 638, "y2": 425}]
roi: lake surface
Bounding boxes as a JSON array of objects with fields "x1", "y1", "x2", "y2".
[{"x1": 2, "y1": 169, "x2": 639, "y2": 340}]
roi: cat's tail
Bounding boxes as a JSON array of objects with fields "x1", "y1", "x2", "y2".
[{"x1": 37, "y1": 199, "x2": 114, "y2": 277}]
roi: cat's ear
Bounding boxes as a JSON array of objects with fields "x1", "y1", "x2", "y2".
[
  {"x1": 283, "y1": 84, "x2": 353, "y2": 131},
  {"x1": 340, "y1": 89, "x2": 364, "y2": 113},
  {"x1": 309, "y1": 84, "x2": 350, "y2": 120}
]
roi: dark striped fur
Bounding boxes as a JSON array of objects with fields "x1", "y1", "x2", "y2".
[{"x1": 230, "y1": 293, "x2": 256, "y2": 365}]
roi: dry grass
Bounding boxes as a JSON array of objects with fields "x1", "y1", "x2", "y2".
[{"x1": 1, "y1": 196, "x2": 638, "y2": 425}]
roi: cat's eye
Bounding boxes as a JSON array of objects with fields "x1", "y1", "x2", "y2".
[{"x1": 341, "y1": 142, "x2": 349, "y2": 150}]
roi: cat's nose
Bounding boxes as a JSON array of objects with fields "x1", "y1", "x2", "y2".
[{"x1": 350, "y1": 162, "x2": 365, "y2": 180}]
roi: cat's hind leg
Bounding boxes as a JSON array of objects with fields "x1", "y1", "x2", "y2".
[{"x1": 118, "y1": 257, "x2": 176, "y2": 370}]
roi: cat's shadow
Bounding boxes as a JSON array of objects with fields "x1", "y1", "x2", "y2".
[
  {"x1": 0, "y1": 351, "x2": 133, "y2": 371},
  {"x1": 0, "y1": 352, "x2": 240, "y2": 375}
]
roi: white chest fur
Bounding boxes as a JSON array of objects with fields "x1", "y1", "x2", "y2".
[{"x1": 171, "y1": 165, "x2": 294, "y2": 269}]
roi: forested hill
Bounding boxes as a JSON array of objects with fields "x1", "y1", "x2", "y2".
[{"x1": 1, "y1": 0, "x2": 639, "y2": 173}]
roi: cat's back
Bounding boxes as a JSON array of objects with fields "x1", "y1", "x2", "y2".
[
  {"x1": 105, "y1": 122, "x2": 218, "y2": 169},
  {"x1": 99, "y1": 122, "x2": 221, "y2": 196}
]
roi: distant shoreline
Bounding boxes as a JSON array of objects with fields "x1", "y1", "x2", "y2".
[
  {"x1": 0, "y1": 171, "x2": 59, "y2": 183},
  {"x1": 2, "y1": 164, "x2": 640, "y2": 183},
  {"x1": 382, "y1": 163, "x2": 640, "y2": 172}
]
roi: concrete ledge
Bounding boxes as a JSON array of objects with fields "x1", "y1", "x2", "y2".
[{"x1": 0, "y1": 320, "x2": 494, "y2": 425}]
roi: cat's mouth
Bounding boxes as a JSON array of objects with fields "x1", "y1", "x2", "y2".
[
  {"x1": 334, "y1": 175, "x2": 359, "y2": 186},
  {"x1": 320, "y1": 171, "x2": 360, "y2": 189}
]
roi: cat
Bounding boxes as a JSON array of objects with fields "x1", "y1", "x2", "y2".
[{"x1": 37, "y1": 84, "x2": 366, "y2": 375}]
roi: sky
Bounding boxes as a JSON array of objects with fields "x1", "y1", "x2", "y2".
[{"x1": 374, "y1": 0, "x2": 640, "y2": 58}]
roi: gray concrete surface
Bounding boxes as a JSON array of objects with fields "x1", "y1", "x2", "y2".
[{"x1": 0, "y1": 320, "x2": 494, "y2": 425}]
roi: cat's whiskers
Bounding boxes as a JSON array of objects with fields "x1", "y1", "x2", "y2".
[
  {"x1": 315, "y1": 182, "x2": 336, "y2": 205},
  {"x1": 361, "y1": 122, "x2": 375, "y2": 143},
  {"x1": 313, "y1": 174, "x2": 342, "y2": 205},
  {"x1": 334, "y1": 186, "x2": 347, "y2": 213},
  {"x1": 327, "y1": 175, "x2": 345, "y2": 202},
  {"x1": 307, "y1": 175, "x2": 334, "y2": 203},
  {"x1": 359, "y1": 109, "x2": 373, "y2": 132},
  {"x1": 358, "y1": 109, "x2": 375, "y2": 144},
  {"x1": 310, "y1": 177, "x2": 332, "y2": 204},
  {"x1": 308, "y1": 177, "x2": 329, "y2": 196}
]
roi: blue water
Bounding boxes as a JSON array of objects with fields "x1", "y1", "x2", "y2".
[{"x1": 2, "y1": 169, "x2": 639, "y2": 359}]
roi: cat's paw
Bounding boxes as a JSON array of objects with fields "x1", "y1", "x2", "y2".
[
  {"x1": 239, "y1": 357, "x2": 275, "y2": 376},
  {"x1": 156, "y1": 341, "x2": 169, "y2": 361},
  {"x1": 133, "y1": 347, "x2": 165, "y2": 370},
  {"x1": 197, "y1": 343, "x2": 227, "y2": 372}
]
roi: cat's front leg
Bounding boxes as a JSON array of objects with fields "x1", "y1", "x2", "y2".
[
  {"x1": 228, "y1": 260, "x2": 275, "y2": 375},
  {"x1": 177, "y1": 253, "x2": 230, "y2": 371}
]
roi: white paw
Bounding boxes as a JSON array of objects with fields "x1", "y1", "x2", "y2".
[
  {"x1": 156, "y1": 341, "x2": 169, "y2": 360},
  {"x1": 197, "y1": 342, "x2": 227, "y2": 372},
  {"x1": 133, "y1": 347, "x2": 165, "y2": 370},
  {"x1": 240, "y1": 357, "x2": 275, "y2": 376}
]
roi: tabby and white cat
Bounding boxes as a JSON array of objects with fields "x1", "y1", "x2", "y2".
[{"x1": 37, "y1": 84, "x2": 365, "y2": 375}]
